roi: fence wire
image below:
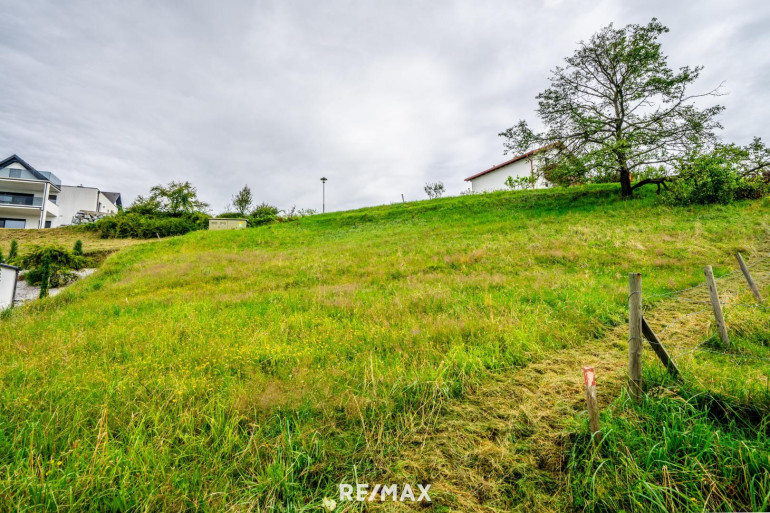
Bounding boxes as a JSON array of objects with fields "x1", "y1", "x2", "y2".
[{"x1": 636, "y1": 251, "x2": 769, "y2": 382}]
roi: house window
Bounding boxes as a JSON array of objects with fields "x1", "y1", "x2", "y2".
[
  {"x1": 0, "y1": 218, "x2": 26, "y2": 228},
  {"x1": 45, "y1": 221, "x2": 52, "y2": 228},
  {"x1": 9, "y1": 169, "x2": 22, "y2": 178},
  {"x1": 48, "y1": 195, "x2": 57, "y2": 204},
  {"x1": 0, "y1": 191, "x2": 35, "y2": 206}
]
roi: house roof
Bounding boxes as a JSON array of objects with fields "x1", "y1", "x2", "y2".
[
  {"x1": 101, "y1": 191, "x2": 122, "y2": 207},
  {"x1": 0, "y1": 154, "x2": 37, "y2": 172},
  {"x1": 0, "y1": 154, "x2": 61, "y2": 187},
  {"x1": 464, "y1": 144, "x2": 557, "y2": 182}
]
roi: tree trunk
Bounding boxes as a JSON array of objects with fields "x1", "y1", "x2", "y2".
[{"x1": 620, "y1": 167, "x2": 633, "y2": 197}]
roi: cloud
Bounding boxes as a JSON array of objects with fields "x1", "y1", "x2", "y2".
[{"x1": 1, "y1": 0, "x2": 768, "y2": 212}]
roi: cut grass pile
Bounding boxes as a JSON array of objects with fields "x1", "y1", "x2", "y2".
[{"x1": 0, "y1": 185, "x2": 768, "y2": 510}]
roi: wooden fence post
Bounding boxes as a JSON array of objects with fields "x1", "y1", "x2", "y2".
[
  {"x1": 582, "y1": 367, "x2": 600, "y2": 443},
  {"x1": 704, "y1": 265, "x2": 730, "y2": 346},
  {"x1": 736, "y1": 253, "x2": 763, "y2": 303},
  {"x1": 628, "y1": 273, "x2": 643, "y2": 401},
  {"x1": 641, "y1": 317, "x2": 680, "y2": 378}
]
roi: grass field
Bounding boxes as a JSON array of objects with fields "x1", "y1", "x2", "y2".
[
  {"x1": 0, "y1": 185, "x2": 768, "y2": 511},
  {"x1": 0, "y1": 226, "x2": 146, "y2": 258}
]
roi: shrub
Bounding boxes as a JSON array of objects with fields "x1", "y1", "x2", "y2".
[
  {"x1": 250, "y1": 202, "x2": 280, "y2": 226},
  {"x1": 664, "y1": 143, "x2": 770, "y2": 205},
  {"x1": 504, "y1": 175, "x2": 536, "y2": 190},
  {"x1": 424, "y1": 182, "x2": 445, "y2": 199},
  {"x1": 8, "y1": 239, "x2": 18, "y2": 263},
  {"x1": 85, "y1": 212, "x2": 209, "y2": 239},
  {"x1": 734, "y1": 176, "x2": 770, "y2": 200},
  {"x1": 19, "y1": 245, "x2": 86, "y2": 288},
  {"x1": 664, "y1": 155, "x2": 738, "y2": 206},
  {"x1": 543, "y1": 156, "x2": 589, "y2": 186},
  {"x1": 73, "y1": 239, "x2": 84, "y2": 256}
]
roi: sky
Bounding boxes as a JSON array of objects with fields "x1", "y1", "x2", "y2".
[{"x1": 1, "y1": 0, "x2": 769, "y2": 213}]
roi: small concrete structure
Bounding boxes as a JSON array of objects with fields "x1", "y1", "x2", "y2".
[
  {"x1": 0, "y1": 263, "x2": 20, "y2": 310},
  {"x1": 208, "y1": 218, "x2": 248, "y2": 230}
]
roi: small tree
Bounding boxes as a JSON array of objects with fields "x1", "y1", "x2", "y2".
[
  {"x1": 38, "y1": 252, "x2": 51, "y2": 299},
  {"x1": 73, "y1": 239, "x2": 84, "y2": 256},
  {"x1": 8, "y1": 239, "x2": 18, "y2": 263},
  {"x1": 424, "y1": 181, "x2": 446, "y2": 199},
  {"x1": 232, "y1": 185, "x2": 254, "y2": 216}
]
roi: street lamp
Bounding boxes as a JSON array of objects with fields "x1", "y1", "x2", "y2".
[{"x1": 320, "y1": 177, "x2": 327, "y2": 213}]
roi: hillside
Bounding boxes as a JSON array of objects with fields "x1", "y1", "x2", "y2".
[{"x1": 1, "y1": 185, "x2": 769, "y2": 511}]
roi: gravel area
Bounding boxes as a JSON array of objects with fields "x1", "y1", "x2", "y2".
[{"x1": 14, "y1": 269, "x2": 96, "y2": 304}]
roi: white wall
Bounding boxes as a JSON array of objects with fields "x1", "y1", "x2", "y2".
[
  {"x1": 469, "y1": 153, "x2": 554, "y2": 192},
  {"x1": 0, "y1": 265, "x2": 19, "y2": 309},
  {"x1": 97, "y1": 191, "x2": 118, "y2": 214},
  {"x1": 53, "y1": 186, "x2": 99, "y2": 227},
  {"x1": 469, "y1": 159, "x2": 531, "y2": 192}
]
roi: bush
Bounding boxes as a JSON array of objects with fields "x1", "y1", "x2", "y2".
[
  {"x1": 250, "y1": 202, "x2": 280, "y2": 226},
  {"x1": 8, "y1": 239, "x2": 18, "y2": 264},
  {"x1": 424, "y1": 182, "x2": 445, "y2": 199},
  {"x1": 19, "y1": 245, "x2": 86, "y2": 288},
  {"x1": 664, "y1": 145, "x2": 770, "y2": 206},
  {"x1": 543, "y1": 156, "x2": 589, "y2": 186},
  {"x1": 504, "y1": 175, "x2": 536, "y2": 190},
  {"x1": 734, "y1": 176, "x2": 770, "y2": 200},
  {"x1": 85, "y1": 212, "x2": 209, "y2": 239},
  {"x1": 665, "y1": 165, "x2": 737, "y2": 205},
  {"x1": 664, "y1": 153, "x2": 739, "y2": 206}
]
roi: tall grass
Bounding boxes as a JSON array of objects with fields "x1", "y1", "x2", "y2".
[
  {"x1": 1, "y1": 185, "x2": 769, "y2": 509},
  {"x1": 567, "y1": 390, "x2": 770, "y2": 512},
  {"x1": 567, "y1": 271, "x2": 770, "y2": 512}
]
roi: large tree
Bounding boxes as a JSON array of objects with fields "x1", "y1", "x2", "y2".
[
  {"x1": 500, "y1": 19, "x2": 724, "y2": 197},
  {"x1": 144, "y1": 181, "x2": 209, "y2": 214}
]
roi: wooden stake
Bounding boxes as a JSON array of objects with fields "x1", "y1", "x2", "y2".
[
  {"x1": 582, "y1": 367, "x2": 600, "y2": 442},
  {"x1": 736, "y1": 253, "x2": 763, "y2": 303},
  {"x1": 641, "y1": 317, "x2": 680, "y2": 378},
  {"x1": 704, "y1": 265, "x2": 730, "y2": 346},
  {"x1": 628, "y1": 273, "x2": 643, "y2": 401}
]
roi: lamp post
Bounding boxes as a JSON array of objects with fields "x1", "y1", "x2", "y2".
[{"x1": 320, "y1": 177, "x2": 327, "y2": 213}]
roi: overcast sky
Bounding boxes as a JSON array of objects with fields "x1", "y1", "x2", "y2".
[{"x1": 1, "y1": 1, "x2": 769, "y2": 213}]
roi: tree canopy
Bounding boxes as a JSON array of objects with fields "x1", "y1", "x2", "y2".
[
  {"x1": 500, "y1": 19, "x2": 724, "y2": 196},
  {"x1": 232, "y1": 185, "x2": 254, "y2": 216},
  {"x1": 131, "y1": 181, "x2": 209, "y2": 215}
]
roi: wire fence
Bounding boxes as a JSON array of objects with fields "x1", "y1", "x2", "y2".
[{"x1": 640, "y1": 251, "x2": 770, "y2": 368}]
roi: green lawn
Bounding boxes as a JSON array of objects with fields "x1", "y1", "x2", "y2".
[{"x1": 1, "y1": 185, "x2": 768, "y2": 511}]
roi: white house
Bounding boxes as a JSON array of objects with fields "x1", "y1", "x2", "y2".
[
  {"x1": 465, "y1": 144, "x2": 557, "y2": 193},
  {"x1": 0, "y1": 154, "x2": 122, "y2": 229},
  {"x1": 0, "y1": 154, "x2": 62, "y2": 229},
  {"x1": 53, "y1": 186, "x2": 122, "y2": 227}
]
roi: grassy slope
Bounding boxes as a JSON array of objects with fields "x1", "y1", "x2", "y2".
[
  {"x1": 0, "y1": 185, "x2": 768, "y2": 511},
  {"x1": 0, "y1": 226, "x2": 146, "y2": 257}
]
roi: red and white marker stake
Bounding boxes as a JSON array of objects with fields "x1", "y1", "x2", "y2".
[{"x1": 582, "y1": 367, "x2": 600, "y2": 442}]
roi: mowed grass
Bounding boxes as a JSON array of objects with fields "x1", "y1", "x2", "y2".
[
  {"x1": 1, "y1": 185, "x2": 769, "y2": 511},
  {"x1": 0, "y1": 226, "x2": 146, "y2": 257}
]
